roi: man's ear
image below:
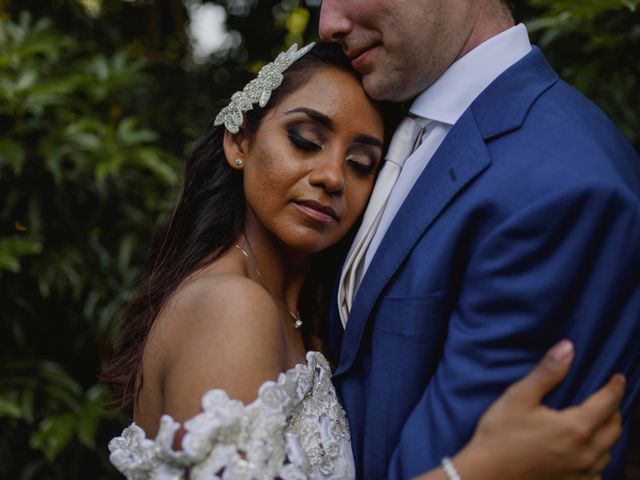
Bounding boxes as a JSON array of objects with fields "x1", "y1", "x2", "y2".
[{"x1": 223, "y1": 127, "x2": 250, "y2": 170}]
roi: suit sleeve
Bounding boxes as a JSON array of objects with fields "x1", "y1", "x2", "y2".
[{"x1": 387, "y1": 181, "x2": 640, "y2": 479}]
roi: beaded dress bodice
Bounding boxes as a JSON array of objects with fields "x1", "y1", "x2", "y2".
[{"x1": 108, "y1": 351, "x2": 354, "y2": 479}]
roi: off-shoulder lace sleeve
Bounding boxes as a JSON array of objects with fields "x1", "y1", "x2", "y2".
[{"x1": 108, "y1": 351, "x2": 354, "y2": 480}]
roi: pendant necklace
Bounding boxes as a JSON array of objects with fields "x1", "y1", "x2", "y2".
[{"x1": 234, "y1": 244, "x2": 303, "y2": 329}]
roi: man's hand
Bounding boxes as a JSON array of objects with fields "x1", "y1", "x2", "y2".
[
  {"x1": 461, "y1": 340, "x2": 625, "y2": 479},
  {"x1": 414, "y1": 340, "x2": 625, "y2": 480}
]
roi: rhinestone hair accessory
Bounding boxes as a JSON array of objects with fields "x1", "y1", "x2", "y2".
[{"x1": 214, "y1": 42, "x2": 316, "y2": 134}]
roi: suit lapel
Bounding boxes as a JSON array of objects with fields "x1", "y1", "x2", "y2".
[
  {"x1": 333, "y1": 47, "x2": 559, "y2": 377},
  {"x1": 334, "y1": 113, "x2": 491, "y2": 376}
]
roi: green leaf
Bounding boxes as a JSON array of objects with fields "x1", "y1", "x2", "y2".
[
  {"x1": 134, "y1": 148, "x2": 179, "y2": 184},
  {"x1": 0, "y1": 396, "x2": 23, "y2": 420},
  {"x1": 0, "y1": 138, "x2": 26, "y2": 174},
  {"x1": 117, "y1": 117, "x2": 158, "y2": 145},
  {"x1": 117, "y1": 235, "x2": 135, "y2": 274},
  {"x1": 0, "y1": 237, "x2": 42, "y2": 273},
  {"x1": 30, "y1": 414, "x2": 76, "y2": 462},
  {"x1": 77, "y1": 385, "x2": 113, "y2": 449}
]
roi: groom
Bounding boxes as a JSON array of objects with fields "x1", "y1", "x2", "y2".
[{"x1": 319, "y1": 0, "x2": 640, "y2": 478}]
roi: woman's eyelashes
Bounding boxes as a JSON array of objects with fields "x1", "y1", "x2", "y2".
[
  {"x1": 346, "y1": 152, "x2": 376, "y2": 175},
  {"x1": 287, "y1": 130, "x2": 323, "y2": 152}
]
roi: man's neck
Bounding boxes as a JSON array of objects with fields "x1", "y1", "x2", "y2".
[
  {"x1": 454, "y1": 0, "x2": 516, "y2": 63},
  {"x1": 409, "y1": 24, "x2": 531, "y2": 126}
]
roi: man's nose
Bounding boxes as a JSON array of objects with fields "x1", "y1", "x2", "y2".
[
  {"x1": 309, "y1": 153, "x2": 345, "y2": 194},
  {"x1": 319, "y1": 0, "x2": 352, "y2": 42}
]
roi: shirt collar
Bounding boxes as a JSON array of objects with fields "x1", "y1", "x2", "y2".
[{"x1": 410, "y1": 23, "x2": 532, "y2": 126}]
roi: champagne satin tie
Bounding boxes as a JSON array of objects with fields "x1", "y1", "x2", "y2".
[{"x1": 338, "y1": 116, "x2": 423, "y2": 328}]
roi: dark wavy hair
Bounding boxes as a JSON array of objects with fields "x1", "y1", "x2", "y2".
[{"x1": 101, "y1": 42, "x2": 400, "y2": 412}]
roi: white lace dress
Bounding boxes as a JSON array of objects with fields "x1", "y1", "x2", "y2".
[{"x1": 108, "y1": 351, "x2": 355, "y2": 479}]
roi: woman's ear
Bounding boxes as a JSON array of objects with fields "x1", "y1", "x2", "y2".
[{"x1": 223, "y1": 127, "x2": 249, "y2": 170}]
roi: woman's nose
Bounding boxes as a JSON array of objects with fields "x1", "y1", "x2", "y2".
[{"x1": 309, "y1": 153, "x2": 345, "y2": 194}]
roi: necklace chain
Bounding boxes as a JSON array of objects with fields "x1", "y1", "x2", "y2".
[{"x1": 234, "y1": 244, "x2": 303, "y2": 329}]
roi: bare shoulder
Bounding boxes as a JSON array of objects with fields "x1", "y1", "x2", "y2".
[
  {"x1": 156, "y1": 273, "x2": 284, "y2": 345},
  {"x1": 139, "y1": 273, "x2": 287, "y2": 428}
]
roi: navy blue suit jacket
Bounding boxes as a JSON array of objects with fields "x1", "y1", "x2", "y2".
[{"x1": 328, "y1": 48, "x2": 640, "y2": 479}]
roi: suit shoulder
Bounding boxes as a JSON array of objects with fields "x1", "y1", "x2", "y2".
[
  {"x1": 486, "y1": 81, "x2": 640, "y2": 197},
  {"x1": 527, "y1": 79, "x2": 636, "y2": 160}
]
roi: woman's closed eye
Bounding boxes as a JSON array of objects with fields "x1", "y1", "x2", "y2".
[
  {"x1": 288, "y1": 130, "x2": 323, "y2": 152},
  {"x1": 346, "y1": 151, "x2": 377, "y2": 175}
]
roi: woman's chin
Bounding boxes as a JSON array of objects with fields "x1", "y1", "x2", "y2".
[
  {"x1": 272, "y1": 225, "x2": 344, "y2": 256},
  {"x1": 279, "y1": 235, "x2": 339, "y2": 257}
]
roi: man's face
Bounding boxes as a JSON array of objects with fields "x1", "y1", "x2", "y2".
[{"x1": 319, "y1": 0, "x2": 481, "y2": 102}]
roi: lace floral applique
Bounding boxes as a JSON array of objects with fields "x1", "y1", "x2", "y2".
[{"x1": 108, "y1": 351, "x2": 355, "y2": 480}]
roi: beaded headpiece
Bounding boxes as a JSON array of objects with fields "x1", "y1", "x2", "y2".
[{"x1": 214, "y1": 42, "x2": 316, "y2": 134}]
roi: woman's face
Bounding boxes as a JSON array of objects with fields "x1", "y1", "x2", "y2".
[{"x1": 229, "y1": 66, "x2": 384, "y2": 254}]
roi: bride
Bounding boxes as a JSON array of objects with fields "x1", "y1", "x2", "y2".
[{"x1": 103, "y1": 42, "x2": 624, "y2": 479}]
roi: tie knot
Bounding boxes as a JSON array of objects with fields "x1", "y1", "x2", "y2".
[{"x1": 385, "y1": 116, "x2": 423, "y2": 168}]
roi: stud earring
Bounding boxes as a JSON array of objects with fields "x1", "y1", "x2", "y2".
[{"x1": 234, "y1": 158, "x2": 243, "y2": 167}]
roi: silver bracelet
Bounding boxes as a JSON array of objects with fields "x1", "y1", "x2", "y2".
[{"x1": 441, "y1": 456, "x2": 461, "y2": 480}]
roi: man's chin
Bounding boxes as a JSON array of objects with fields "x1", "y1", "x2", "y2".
[{"x1": 362, "y1": 74, "x2": 408, "y2": 103}]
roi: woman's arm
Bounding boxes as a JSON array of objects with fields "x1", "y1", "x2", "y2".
[{"x1": 414, "y1": 340, "x2": 624, "y2": 480}]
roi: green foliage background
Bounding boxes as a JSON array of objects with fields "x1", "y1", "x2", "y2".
[{"x1": 0, "y1": 0, "x2": 638, "y2": 477}]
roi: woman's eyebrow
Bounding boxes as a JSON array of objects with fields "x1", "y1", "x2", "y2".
[
  {"x1": 283, "y1": 107, "x2": 333, "y2": 129},
  {"x1": 353, "y1": 134, "x2": 383, "y2": 149}
]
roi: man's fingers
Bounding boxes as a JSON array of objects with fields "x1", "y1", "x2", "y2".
[
  {"x1": 573, "y1": 374, "x2": 625, "y2": 431},
  {"x1": 588, "y1": 451, "x2": 612, "y2": 479},
  {"x1": 504, "y1": 339, "x2": 575, "y2": 405},
  {"x1": 591, "y1": 411, "x2": 623, "y2": 454}
]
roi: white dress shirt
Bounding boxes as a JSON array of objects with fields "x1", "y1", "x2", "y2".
[{"x1": 358, "y1": 23, "x2": 532, "y2": 282}]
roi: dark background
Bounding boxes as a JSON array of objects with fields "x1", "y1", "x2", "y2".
[{"x1": 1, "y1": 0, "x2": 638, "y2": 477}]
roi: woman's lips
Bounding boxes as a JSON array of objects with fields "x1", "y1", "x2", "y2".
[{"x1": 294, "y1": 200, "x2": 339, "y2": 223}]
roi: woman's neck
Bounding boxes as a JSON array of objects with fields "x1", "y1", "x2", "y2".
[{"x1": 238, "y1": 223, "x2": 312, "y2": 317}]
